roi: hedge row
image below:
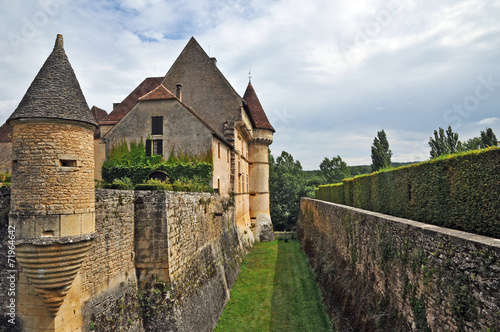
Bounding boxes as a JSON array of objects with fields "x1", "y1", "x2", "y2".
[
  {"x1": 316, "y1": 148, "x2": 500, "y2": 238},
  {"x1": 102, "y1": 162, "x2": 213, "y2": 185}
]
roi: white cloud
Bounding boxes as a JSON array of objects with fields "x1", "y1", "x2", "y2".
[
  {"x1": 1, "y1": 0, "x2": 500, "y2": 168},
  {"x1": 477, "y1": 118, "x2": 499, "y2": 126}
]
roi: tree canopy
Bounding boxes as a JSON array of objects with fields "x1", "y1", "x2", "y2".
[
  {"x1": 319, "y1": 155, "x2": 351, "y2": 184},
  {"x1": 371, "y1": 130, "x2": 392, "y2": 172}
]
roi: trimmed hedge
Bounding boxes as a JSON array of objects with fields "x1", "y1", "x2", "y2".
[
  {"x1": 316, "y1": 148, "x2": 500, "y2": 238},
  {"x1": 102, "y1": 162, "x2": 213, "y2": 186}
]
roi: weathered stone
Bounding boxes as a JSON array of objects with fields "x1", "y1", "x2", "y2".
[{"x1": 298, "y1": 198, "x2": 500, "y2": 331}]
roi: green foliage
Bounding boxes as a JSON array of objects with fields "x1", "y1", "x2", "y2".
[
  {"x1": 316, "y1": 147, "x2": 500, "y2": 238},
  {"x1": 270, "y1": 151, "x2": 309, "y2": 231},
  {"x1": 371, "y1": 129, "x2": 392, "y2": 172},
  {"x1": 166, "y1": 147, "x2": 212, "y2": 164},
  {"x1": 102, "y1": 177, "x2": 134, "y2": 190},
  {"x1": 480, "y1": 128, "x2": 498, "y2": 148},
  {"x1": 431, "y1": 127, "x2": 498, "y2": 157},
  {"x1": 0, "y1": 171, "x2": 11, "y2": 183},
  {"x1": 101, "y1": 140, "x2": 213, "y2": 191},
  {"x1": 134, "y1": 179, "x2": 173, "y2": 191},
  {"x1": 319, "y1": 155, "x2": 351, "y2": 184},
  {"x1": 429, "y1": 125, "x2": 462, "y2": 159}
]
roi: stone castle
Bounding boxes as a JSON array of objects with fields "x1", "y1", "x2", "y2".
[{"x1": 1, "y1": 34, "x2": 275, "y2": 331}]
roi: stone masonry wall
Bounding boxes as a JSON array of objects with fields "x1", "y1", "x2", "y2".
[
  {"x1": 298, "y1": 198, "x2": 500, "y2": 331},
  {"x1": 10, "y1": 122, "x2": 95, "y2": 216},
  {"x1": 135, "y1": 191, "x2": 247, "y2": 332},
  {"x1": 80, "y1": 189, "x2": 142, "y2": 332},
  {"x1": 1, "y1": 189, "x2": 247, "y2": 331}
]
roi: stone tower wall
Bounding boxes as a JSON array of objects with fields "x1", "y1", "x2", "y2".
[
  {"x1": 248, "y1": 129, "x2": 274, "y2": 241},
  {"x1": 10, "y1": 121, "x2": 95, "y2": 238}
]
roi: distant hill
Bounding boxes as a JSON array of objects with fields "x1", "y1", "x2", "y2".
[{"x1": 304, "y1": 161, "x2": 421, "y2": 179}]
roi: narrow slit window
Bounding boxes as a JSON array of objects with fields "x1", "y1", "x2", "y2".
[{"x1": 60, "y1": 159, "x2": 77, "y2": 167}]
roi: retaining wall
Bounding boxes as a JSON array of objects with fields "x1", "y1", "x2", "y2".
[
  {"x1": 298, "y1": 198, "x2": 500, "y2": 331},
  {"x1": 1, "y1": 189, "x2": 247, "y2": 332}
]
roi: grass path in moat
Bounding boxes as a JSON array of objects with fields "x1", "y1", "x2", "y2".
[{"x1": 215, "y1": 239, "x2": 333, "y2": 332}]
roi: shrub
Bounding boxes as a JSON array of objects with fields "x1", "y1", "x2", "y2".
[
  {"x1": 135, "y1": 178, "x2": 173, "y2": 191},
  {"x1": 103, "y1": 177, "x2": 134, "y2": 190},
  {"x1": 315, "y1": 147, "x2": 500, "y2": 238}
]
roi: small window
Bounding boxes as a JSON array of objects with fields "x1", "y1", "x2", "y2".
[
  {"x1": 218, "y1": 142, "x2": 221, "y2": 159},
  {"x1": 151, "y1": 116, "x2": 163, "y2": 135},
  {"x1": 146, "y1": 139, "x2": 163, "y2": 156},
  {"x1": 227, "y1": 149, "x2": 230, "y2": 163},
  {"x1": 60, "y1": 159, "x2": 77, "y2": 167}
]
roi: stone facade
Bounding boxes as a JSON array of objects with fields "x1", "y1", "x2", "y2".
[
  {"x1": 1, "y1": 189, "x2": 247, "y2": 331},
  {"x1": 9, "y1": 121, "x2": 95, "y2": 238},
  {"x1": 134, "y1": 191, "x2": 246, "y2": 331},
  {"x1": 298, "y1": 198, "x2": 500, "y2": 331},
  {"x1": 96, "y1": 37, "x2": 275, "y2": 242},
  {"x1": 1, "y1": 34, "x2": 271, "y2": 331}
]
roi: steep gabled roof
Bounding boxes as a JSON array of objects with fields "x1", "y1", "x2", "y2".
[
  {"x1": 161, "y1": 37, "x2": 243, "y2": 135},
  {"x1": 243, "y1": 82, "x2": 275, "y2": 132},
  {"x1": 90, "y1": 106, "x2": 108, "y2": 139},
  {"x1": 90, "y1": 106, "x2": 108, "y2": 122},
  {"x1": 138, "y1": 84, "x2": 177, "y2": 101},
  {"x1": 7, "y1": 35, "x2": 96, "y2": 127},
  {"x1": 100, "y1": 76, "x2": 163, "y2": 125},
  {"x1": 0, "y1": 122, "x2": 13, "y2": 142}
]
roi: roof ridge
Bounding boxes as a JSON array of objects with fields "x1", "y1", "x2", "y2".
[{"x1": 138, "y1": 84, "x2": 177, "y2": 101}]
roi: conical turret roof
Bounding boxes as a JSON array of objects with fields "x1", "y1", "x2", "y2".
[
  {"x1": 8, "y1": 35, "x2": 97, "y2": 127},
  {"x1": 243, "y1": 82, "x2": 274, "y2": 132}
]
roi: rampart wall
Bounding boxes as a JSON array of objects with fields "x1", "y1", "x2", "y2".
[
  {"x1": 298, "y1": 198, "x2": 500, "y2": 331},
  {"x1": 1, "y1": 189, "x2": 246, "y2": 332}
]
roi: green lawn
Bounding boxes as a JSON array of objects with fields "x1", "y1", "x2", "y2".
[{"x1": 215, "y1": 239, "x2": 333, "y2": 332}]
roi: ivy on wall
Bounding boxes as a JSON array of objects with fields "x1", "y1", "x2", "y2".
[{"x1": 102, "y1": 140, "x2": 213, "y2": 191}]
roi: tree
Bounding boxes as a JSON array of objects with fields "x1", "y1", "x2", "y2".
[
  {"x1": 429, "y1": 125, "x2": 462, "y2": 159},
  {"x1": 319, "y1": 155, "x2": 351, "y2": 184},
  {"x1": 480, "y1": 128, "x2": 498, "y2": 148},
  {"x1": 269, "y1": 151, "x2": 307, "y2": 231},
  {"x1": 462, "y1": 136, "x2": 482, "y2": 151},
  {"x1": 371, "y1": 130, "x2": 392, "y2": 172}
]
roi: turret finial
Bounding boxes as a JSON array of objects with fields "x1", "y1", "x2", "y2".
[{"x1": 55, "y1": 34, "x2": 64, "y2": 49}]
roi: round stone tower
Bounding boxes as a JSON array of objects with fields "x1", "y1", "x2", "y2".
[
  {"x1": 243, "y1": 82, "x2": 275, "y2": 241},
  {"x1": 8, "y1": 34, "x2": 97, "y2": 315}
]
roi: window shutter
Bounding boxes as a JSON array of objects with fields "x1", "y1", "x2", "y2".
[
  {"x1": 156, "y1": 139, "x2": 163, "y2": 156},
  {"x1": 146, "y1": 139, "x2": 152, "y2": 157},
  {"x1": 151, "y1": 116, "x2": 163, "y2": 135}
]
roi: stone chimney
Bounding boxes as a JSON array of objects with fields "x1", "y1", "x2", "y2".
[{"x1": 176, "y1": 83, "x2": 182, "y2": 102}]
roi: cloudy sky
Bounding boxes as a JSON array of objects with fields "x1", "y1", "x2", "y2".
[{"x1": 1, "y1": 0, "x2": 499, "y2": 169}]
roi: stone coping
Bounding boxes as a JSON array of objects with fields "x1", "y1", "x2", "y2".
[
  {"x1": 15, "y1": 232, "x2": 97, "y2": 246},
  {"x1": 304, "y1": 198, "x2": 500, "y2": 249}
]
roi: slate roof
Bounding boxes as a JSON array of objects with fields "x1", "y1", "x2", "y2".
[
  {"x1": 0, "y1": 122, "x2": 13, "y2": 142},
  {"x1": 90, "y1": 106, "x2": 108, "y2": 138},
  {"x1": 7, "y1": 35, "x2": 97, "y2": 127},
  {"x1": 100, "y1": 77, "x2": 163, "y2": 125},
  {"x1": 138, "y1": 85, "x2": 177, "y2": 101},
  {"x1": 243, "y1": 82, "x2": 275, "y2": 132},
  {"x1": 90, "y1": 106, "x2": 108, "y2": 122}
]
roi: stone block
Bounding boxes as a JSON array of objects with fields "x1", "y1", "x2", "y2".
[
  {"x1": 81, "y1": 212, "x2": 95, "y2": 234},
  {"x1": 60, "y1": 214, "x2": 81, "y2": 237},
  {"x1": 36, "y1": 215, "x2": 61, "y2": 237}
]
